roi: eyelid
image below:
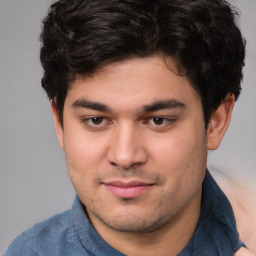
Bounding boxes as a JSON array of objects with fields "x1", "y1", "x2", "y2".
[
  {"x1": 143, "y1": 116, "x2": 177, "y2": 127},
  {"x1": 82, "y1": 116, "x2": 105, "y2": 122},
  {"x1": 79, "y1": 115, "x2": 177, "y2": 132},
  {"x1": 80, "y1": 116, "x2": 112, "y2": 129}
]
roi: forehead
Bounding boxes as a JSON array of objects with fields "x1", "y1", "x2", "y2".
[{"x1": 66, "y1": 56, "x2": 201, "y2": 111}]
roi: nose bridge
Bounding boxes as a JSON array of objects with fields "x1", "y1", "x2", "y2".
[{"x1": 107, "y1": 121, "x2": 147, "y2": 168}]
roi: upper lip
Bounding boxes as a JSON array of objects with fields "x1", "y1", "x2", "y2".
[{"x1": 103, "y1": 180, "x2": 154, "y2": 187}]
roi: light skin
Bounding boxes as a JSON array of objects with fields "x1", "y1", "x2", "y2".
[{"x1": 52, "y1": 56, "x2": 234, "y2": 256}]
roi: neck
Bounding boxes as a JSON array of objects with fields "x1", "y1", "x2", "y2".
[{"x1": 89, "y1": 188, "x2": 202, "y2": 256}]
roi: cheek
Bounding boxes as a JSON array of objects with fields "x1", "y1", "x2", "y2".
[
  {"x1": 150, "y1": 128, "x2": 207, "y2": 185},
  {"x1": 63, "y1": 131, "x2": 104, "y2": 196},
  {"x1": 63, "y1": 127, "x2": 107, "y2": 170}
]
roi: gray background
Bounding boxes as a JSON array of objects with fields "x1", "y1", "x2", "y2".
[{"x1": 0, "y1": 0, "x2": 255, "y2": 253}]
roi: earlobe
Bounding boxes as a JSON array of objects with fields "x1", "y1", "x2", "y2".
[
  {"x1": 51, "y1": 102, "x2": 64, "y2": 149},
  {"x1": 207, "y1": 93, "x2": 235, "y2": 150}
]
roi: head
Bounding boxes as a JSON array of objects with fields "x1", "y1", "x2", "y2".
[
  {"x1": 40, "y1": 0, "x2": 245, "y2": 127},
  {"x1": 40, "y1": 0, "x2": 245, "y2": 248}
]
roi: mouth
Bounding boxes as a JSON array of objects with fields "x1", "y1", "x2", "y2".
[{"x1": 102, "y1": 180, "x2": 154, "y2": 199}]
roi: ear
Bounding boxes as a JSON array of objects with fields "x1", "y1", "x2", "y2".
[
  {"x1": 51, "y1": 102, "x2": 64, "y2": 149},
  {"x1": 207, "y1": 93, "x2": 235, "y2": 150}
]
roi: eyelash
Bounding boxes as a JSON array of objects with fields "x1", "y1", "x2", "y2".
[
  {"x1": 80, "y1": 116, "x2": 177, "y2": 131},
  {"x1": 81, "y1": 117, "x2": 110, "y2": 126},
  {"x1": 145, "y1": 117, "x2": 176, "y2": 127}
]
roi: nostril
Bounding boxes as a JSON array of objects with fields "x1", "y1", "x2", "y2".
[{"x1": 110, "y1": 161, "x2": 118, "y2": 167}]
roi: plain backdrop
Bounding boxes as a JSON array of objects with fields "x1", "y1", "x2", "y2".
[{"x1": 0, "y1": 0, "x2": 255, "y2": 253}]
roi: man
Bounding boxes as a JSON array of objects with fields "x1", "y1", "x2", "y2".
[{"x1": 4, "y1": 0, "x2": 250, "y2": 255}]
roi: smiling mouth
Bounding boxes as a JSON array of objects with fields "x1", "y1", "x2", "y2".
[{"x1": 103, "y1": 181, "x2": 154, "y2": 199}]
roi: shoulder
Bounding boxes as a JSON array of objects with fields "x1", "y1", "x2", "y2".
[{"x1": 4, "y1": 209, "x2": 72, "y2": 256}]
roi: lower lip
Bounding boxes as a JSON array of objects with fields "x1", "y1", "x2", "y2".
[{"x1": 104, "y1": 184, "x2": 152, "y2": 199}]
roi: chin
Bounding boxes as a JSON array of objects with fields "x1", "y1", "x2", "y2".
[{"x1": 93, "y1": 207, "x2": 174, "y2": 234}]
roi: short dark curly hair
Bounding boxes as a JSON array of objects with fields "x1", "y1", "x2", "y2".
[{"x1": 40, "y1": 0, "x2": 246, "y2": 126}]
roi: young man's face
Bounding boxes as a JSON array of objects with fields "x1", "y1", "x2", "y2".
[{"x1": 55, "y1": 56, "x2": 209, "y2": 234}]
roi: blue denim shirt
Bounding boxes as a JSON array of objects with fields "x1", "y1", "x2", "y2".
[{"x1": 4, "y1": 170, "x2": 244, "y2": 255}]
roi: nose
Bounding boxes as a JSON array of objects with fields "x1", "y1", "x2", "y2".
[{"x1": 106, "y1": 123, "x2": 148, "y2": 169}]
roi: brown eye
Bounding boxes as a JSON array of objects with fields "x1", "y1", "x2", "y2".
[
  {"x1": 152, "y1": 117, "x2": 165, "y2": 125},
  {"x1": 145, "y1": 117, "x2": 176, "y2": 129},
  {"x1": 81, "y1": 117, "x2": 108, "y2": 127},
  {"x1": 91, "y1": 117, "x2": 104, "y2": 125},
  {"x1": 80, "y1": 116, "x2": 113, "y2": 132}
]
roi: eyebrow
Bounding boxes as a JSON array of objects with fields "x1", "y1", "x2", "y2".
[
  {"x1": 71, "y1": 98, "x2": 186, "y2": 114},
  {"x1": 140, "y1": 99, "x2": 186, "y2": 113},
  {"x1": 72, "y1": 99, "x2": 113, "y2": 113}
]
